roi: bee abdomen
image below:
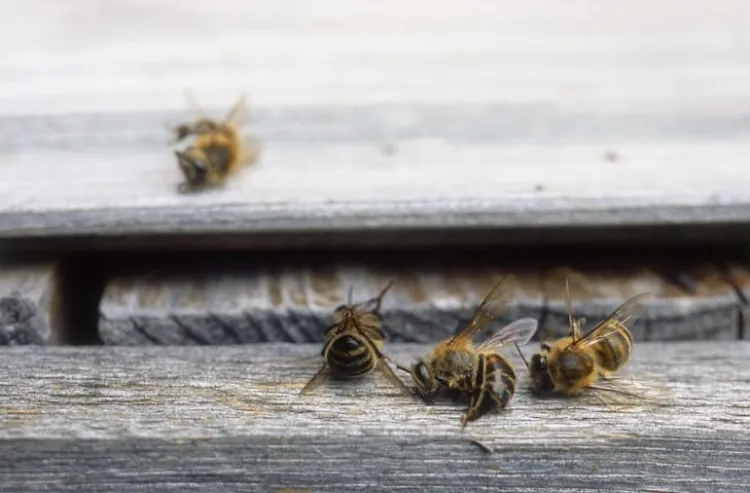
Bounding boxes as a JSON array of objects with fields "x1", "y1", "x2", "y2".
[
  {"x1": 595, "y1": 324, "x2": 632, "y2": 372},
  {"x1": 324, "y1": 334, "x2": 374, "y2": 377},
  {"x1": 484, "y1": 353, "x2": 517, "y2": 407}
]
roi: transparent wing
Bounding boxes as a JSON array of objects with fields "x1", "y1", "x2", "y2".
[
  {"x1": 225, "y1": 93, "x2": 249, "y2": 125},
  {"x1": 376, "y1": 358, "x2": 414, "y2": 397},
  {"x1": 183, "y1": 88, "x2": 206, "y2": 118},
  {"x1": 299, "y1": 364, "x2": 330, "y2": 396},
  {"x1": 588, "y1": 374, "x2": 676, "y2": 408},
  {"x1": 450, "y1": 276, "x2": 514, "y2": 346},
  {"x1": 477, "y1": 317, "x2": 539, "y2": 350},
  {"x1": 573, "y1": 293, "x2": 650, "y2": 348}
]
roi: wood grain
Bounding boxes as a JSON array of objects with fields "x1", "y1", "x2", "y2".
[
  {"x1": 0, "y1": 262, "x2": 61, "y2": 345},
  {"x1": 98, "y1": 261, "x2": 742, "y2": 345},
  {"x1": 0, "y1": 342, "x2": 748, "y2": 492},
  {"x1": 2, "y1": 0, "x2": 750, "y2": 243},
  {"x1": 721, "y1": 262, "x2": 750, "y2": 340},
  {"x1": 542, "y1": 265, "x2": 742, "y2": 341}
]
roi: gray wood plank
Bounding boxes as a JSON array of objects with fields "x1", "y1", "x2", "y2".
[
  {"x1": 0, "y1": 342, "x2": 748, "y2": 492},
  {"x1": 0, "y1": 262, "x2": 61, "y2": 344},
  {"x1": 98, "y1": 261, "x2": 741, "y2": 345},
  {"x1": 722, "y1": 262, "x2": 750, "y2": 340},
  {"x1": 542, "y1": 265, "x2": 742, "y2": 341},
  {"x1": 2, "y1": 0, "x2": 750, "y2": 242}
]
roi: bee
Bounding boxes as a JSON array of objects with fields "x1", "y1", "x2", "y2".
[
  {"x1": 524, "y1": 280, "x2": 673, "y2": 406},
  {"x1": 300, "y1": 280, "x2": 410, "y2": 397},
  {"x1": 397, "y1": 277, "x2": 539, "y2": 426},
  {"x1": 171, "y1": 91, "x2": 261, "y2": 194}
]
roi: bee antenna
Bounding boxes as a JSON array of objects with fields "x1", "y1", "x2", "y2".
[
  {"x1": 514, "y1": 343, "x2": 530, "y2": 370},
  {"x1": 564, "y1": 278, "x2": 577, "y2": 342},
  {"x1": 347, "y1": 285, "x2": 354, "y2": 306},
  {"x1": 371, "y1": 279, "x2": 395, "y2": 312},
  {"x1": 395, "y1": 363, "x2": 412, "y2": 374}
]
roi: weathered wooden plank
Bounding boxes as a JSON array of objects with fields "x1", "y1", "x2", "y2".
[
  {"x1": 721, "y1": 262, "x2": 750, "y2": 339},
  {"x1": 541, "y1": 265, "x2": 742, "y2": 341},
  {"x1": 98, "y1": 262, "x2": 545, "y2": 344},
  {"x1": 0, "y1": 343, "x2": 748, "y2": 492},
  {"x1": 0, "y1": 262, "x2": 61, "y2": 345},
  {"x1": 98, "y1": 260, "x2": 742, "y2": 345},
  {"x1": 2, "y1": 0, "x2": 750, "y2": 243}
]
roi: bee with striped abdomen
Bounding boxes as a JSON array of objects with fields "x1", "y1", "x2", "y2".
[
  {"x1": 523, "y1": 280, "x2": 673, "y2": 406},
  {"x1": 171, "y1": 91, "x2": 260, "y2": 194},
  {"x1": 300, "y1": 280, "x2": 410, "y2": 397},
  {"x1": 398, "y1": 277, "x2": 539, "y2": 426}
]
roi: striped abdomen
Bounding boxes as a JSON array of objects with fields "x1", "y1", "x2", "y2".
[
  {"x1": 591, "y1": 321, "x2": 632, "y2": 373},
  {"x1": 322, "y1": 322, "x2": 386, "y2": 378},
  {"x1": 474, "y1": 352, "x2": 517, "y2": 414}
]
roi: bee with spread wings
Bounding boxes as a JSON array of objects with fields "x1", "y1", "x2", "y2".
[
  {"x1": 524, "y1": 279, "x2": 674, "y2": 407},
  {"x1": 398, "y1": 277, "x2": 539, "y2": 425},
  {"x1": 170, "y1": 90, "x2": 261, "y2": 194}
]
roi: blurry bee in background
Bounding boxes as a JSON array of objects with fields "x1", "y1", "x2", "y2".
[
  {"x1": 300, "y1": 280, "x2": 411, "y2": 397},
  {"x1": 171, "y1": 91, "x2": 261, "y2": 194},
  {"x1": 522, "y1": 280, "x2": 673, "y2": 406},
  {"x1": 398, "y1": 277, "x2": 539, "y2": 426}
]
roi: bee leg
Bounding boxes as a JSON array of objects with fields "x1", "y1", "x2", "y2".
[{"x1": 461, "y1": 389, "x2": 485, "y2": 427}]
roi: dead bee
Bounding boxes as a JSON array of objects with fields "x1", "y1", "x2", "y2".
[
  {"x1": 398, "y1": 277, "x2": 539, "y2": 426},
  {"x1": 300, "y1": 280, "x2": 410, "y2": 397},
  {"x1": 522, "y1": 280, "x2": 673, "y2": 406},
  {"x1": 171, "y1": 91, "x2": 260, "y2": 194}
]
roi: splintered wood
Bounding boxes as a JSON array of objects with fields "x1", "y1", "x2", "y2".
[
  {"x1": 0, "y1": 343, "x2": 748, "y2": 492},
  {"x1": 98, "y1": 261, "x2": 742, "y2": 345},
  {"x1": 0, "y1": 263, "x2": 61, "y2": 345}
]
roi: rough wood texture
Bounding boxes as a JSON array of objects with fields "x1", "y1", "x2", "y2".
[
  {"x1": 0, "y1": 343, "x2": 748, "y2": 492},
  {"x1": 2, "y1": 1, "x2": 750, "y2": 243},
  {"x1": 98, "y1": 261, "x2": 742, "y2": 345},
  {"x1": 0, "y1": 262, "x2": 61, "y2": 345},
  {"x1": 722, "y1": 262, "x2": 750, "y2": 339}
]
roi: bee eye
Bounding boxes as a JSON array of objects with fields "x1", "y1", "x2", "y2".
[{"x1": 413, "y1": 362, "x2": 432, "y2": 389}]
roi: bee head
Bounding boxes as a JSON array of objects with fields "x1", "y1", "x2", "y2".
[
  {"x1": 174, "y1": 124, "x2": 192, "y2": 142},
  {"x1": 529, "y1": 352, "x2": 554, "y2": 394},
  {"x1": 411, "y1": 361, "x2": 439, "y2": 401},
  {"x1": 175, "y1": 150, "x2": 208, "y2": 187}
]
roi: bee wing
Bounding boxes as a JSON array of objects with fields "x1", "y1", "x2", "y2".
[
  {"x1": 589, "y1": 374, "x2": 676, "y2": 407},
  {"x1": 299, "y1": 364, "x2": 331, "y2": 396},
  {"x1": 476, "y1": 317, "x2": 539, "y2": 350},
  {"x1": 449, "y1": 276, "x2": 514, "y2": 347},
  {"x1": 376, "y1": 358, "x2": 414, "y2": 397},
  {"x1": 572, "y1": 293, "x2": 650, "y2": 348},
  {"x1": 225, "y1": 93, "x2": 249, "y2": 125},
  {"x1": 183, "y1": 88, "x2": 206, "y2": 118}
]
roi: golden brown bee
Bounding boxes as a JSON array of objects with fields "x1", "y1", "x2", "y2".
[
  {"x1": 398, "y1": 277, "x2": 539, "y2": 426},
  {"x1": 524, "y1": 280, "x2": 673, "y2": 405},
  {"x1": 300, "y1": 280, "x2": 410, "y2": 397},
  {"x1": 171, "y1": 92, "x2": 260, "y2": 194}
]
